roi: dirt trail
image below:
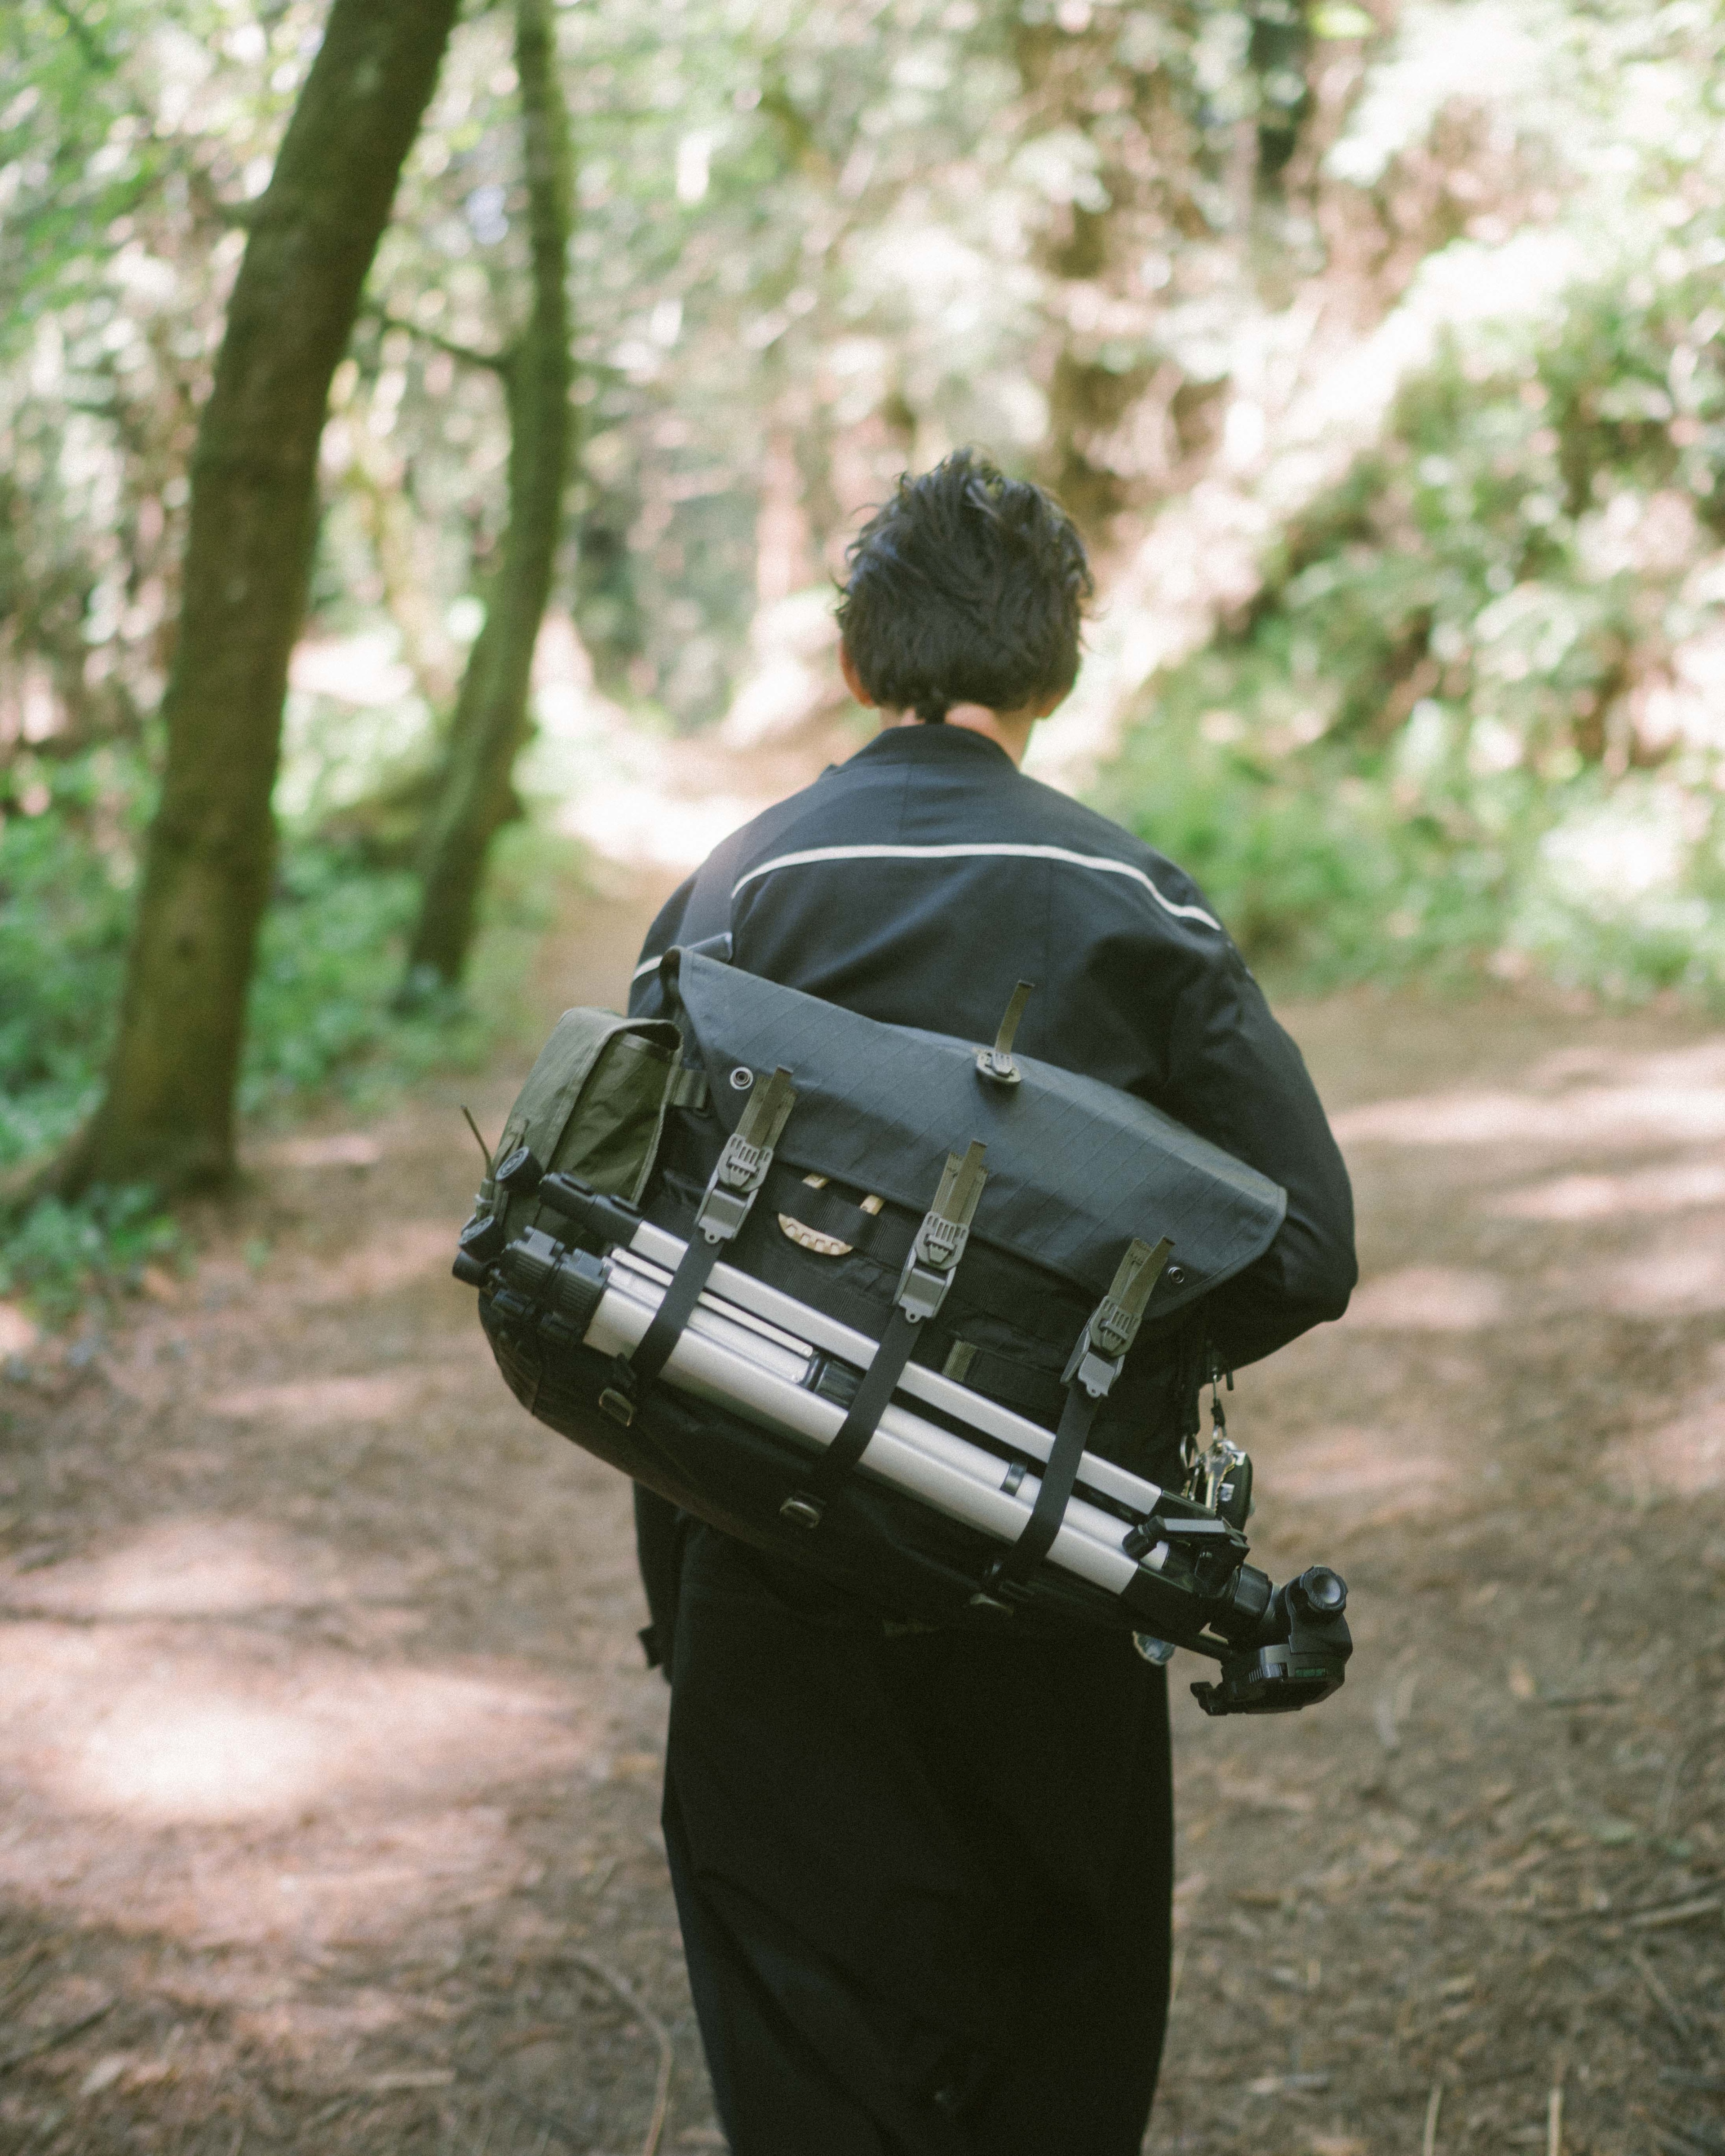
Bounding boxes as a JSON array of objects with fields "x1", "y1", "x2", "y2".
[{"x1": 1, "y1": 880, "x2": 1722, "y2": 2156}]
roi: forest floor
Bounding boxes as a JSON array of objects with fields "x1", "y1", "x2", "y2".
[{"x1": 1, "y1": 862, "x2": 1723, "y2": 2156}]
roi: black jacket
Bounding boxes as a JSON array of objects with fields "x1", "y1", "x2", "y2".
[{"x1": 630, "y1": 721, "x2": 1355, "y2": 1386}]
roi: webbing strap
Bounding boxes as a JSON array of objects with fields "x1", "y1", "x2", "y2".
[
  {"x1": 666, "y1": 1064, "x2": 710, "y2": 1112},
  {"x1": 782, "y1": 1140, "x2": 987, "y2": 1527},
  {"x1": 987, "y1": 1383, "x2": 1101, "y2": 1585},
  {"x1": 942, "y1": 1339, "x2": 1068, "y2": 1426},
  {"x1": 795, "y1": 1303, "x2": 921, "y2": 1512},
  {"x1": 983, "y1": 1235, "x2": 1173, "y2": 1593},
  {"x1": 976, "y1": 978, "x2": 1035, "y2": 1087},
  {"x1": 606, "y1": 1066, "x2": 796, "y2": 1410},
  {"x1": 628, "y1": 1233, "x2": 726, "y2": 1386}
]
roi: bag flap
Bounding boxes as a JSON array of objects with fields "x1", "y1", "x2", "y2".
[{"x1": 667, "y1": 949, "x2": 1285, "y2": 1320}]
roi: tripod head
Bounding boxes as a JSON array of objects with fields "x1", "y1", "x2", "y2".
[{"x1": 1190, "y1": 1565, "x2": 1352, "y2": 1715}]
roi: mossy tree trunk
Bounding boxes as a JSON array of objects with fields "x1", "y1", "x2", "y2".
[
  {"x1": 57, "y1": 0, "x2": 461, "y2": 1197},
  {"x1": 401, "y1": 0, "x2": 573, "y2": 1000}
]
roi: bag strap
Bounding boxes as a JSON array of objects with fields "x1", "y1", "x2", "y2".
[
  {"x1": 781, "y1": 1141, "x2": 988, "y2": 1528},
  {"x1": 598, "y1": 1065, "x2": 796, "y2": 1424},
  {"x1": 975, "y1": 977, "x2": 1034, "y2": 1087},
  {"x1": 976, "y1": 1236, "x2": 1172, "y2": 1603},
  {"x1": 941, "y1": 1340, "x2": 1068, "y2": 1426},
  {"x1": 665, "y1": 1064, "x2": 710, "y2": 1113}
]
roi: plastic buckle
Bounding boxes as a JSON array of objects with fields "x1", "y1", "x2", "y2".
[
  {"x1": 694, "y1": 1131, "x2": 770, "y2": 1238},
  {"x1": 779, "y1": 1493, "x2": 823, "y2": 1529},
  {"x1": 895, "y1": 1256, "x2": 953, "y2": 1326},
  {"x1": 1089, "y1": 1294, "x2": 1137, "y2": 1359},
  {"x1": 715, "y1": 1131, "x2": 767, "y2": 1190},
  {"x1": 892, "y1": 1141, "x2": 988, "y2": 1326},
  {"x1": 916, "y1": 1212, "x2": 966, "y2": 1266},
  {"x1": 690, "y1": 1072, "x2": 797, "y2": 1245},
  {"x1": 694, "y1": 1179, "x2": 755, "y2": 1244},
  {"x1": 1063, "y1": 1334, "x2": 1125, "y2": 1401}
]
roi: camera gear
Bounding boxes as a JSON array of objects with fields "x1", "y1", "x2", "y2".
[{"x1": 453, "y1": 946, "x2": 1353, "y2": 1714}]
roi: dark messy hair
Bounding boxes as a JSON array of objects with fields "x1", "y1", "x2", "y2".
[{"x1": 835, "y1": 448, "x2": 1094, "y2": 722}]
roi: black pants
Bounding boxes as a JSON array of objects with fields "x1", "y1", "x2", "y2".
[{"x1": 660, "y1": 1522, "x2": 1173, "y2": 2156}]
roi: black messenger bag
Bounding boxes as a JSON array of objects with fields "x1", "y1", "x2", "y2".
[{"x1": 453, "y1": 946, "x2": 1353, "y2": 1714}]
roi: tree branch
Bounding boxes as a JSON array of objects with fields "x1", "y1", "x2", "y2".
[{"x1": 365, "y1": 306, "x2": 513, "y2": 376}]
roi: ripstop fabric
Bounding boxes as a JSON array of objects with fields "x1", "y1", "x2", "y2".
[{"x1": 665, "y1": 945, "x2": 1286, "y2": 1314}]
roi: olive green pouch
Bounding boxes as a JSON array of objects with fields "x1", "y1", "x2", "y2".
[{"x1": 479, "y1": 1007, "x2": 698, "y2": 1237}]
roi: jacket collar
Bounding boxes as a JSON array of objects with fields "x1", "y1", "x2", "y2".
[{"x1": 842, "y1": 723, "x2": 1018, "y2": 773}]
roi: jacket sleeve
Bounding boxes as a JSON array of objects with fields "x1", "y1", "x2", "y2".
[
  {"x1": 1155, "y1": 942, "x2": 1356, "y2": 1372},
  {"x1": 628, "y1": 826, "x2": 758, "y2": 1020},
  {"x1": 627, "y1": 876, "x2": 696, "y2": 1020}
]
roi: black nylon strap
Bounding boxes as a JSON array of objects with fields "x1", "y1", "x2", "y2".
[
  {"x1": 609, "y1": 1064, "x2": 796, "y2": 1410},
  {"x1": 942, "y1": 1340, "x2": 1067, "y2": 1426},
  {"x1": 987, "y1": 1382, "x2": 1100, "y2": 1587},
  {"x1": 982, "y1": 1234, "x2": 1174, "y2": 1592},
  {"x1": 800, "y1": 1303, "x2": 922, "y2": 1507},
  {"x1": 628, "y1": 1233, "x2": 727, "y2": 1384},
  {"x1": 781, "y1": 1140, "x2": 988, "y2": 1528}
]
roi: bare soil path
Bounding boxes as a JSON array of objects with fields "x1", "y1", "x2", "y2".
[{"x1": 1, "y1": 879, "x2": 1721, "y2": 2156}]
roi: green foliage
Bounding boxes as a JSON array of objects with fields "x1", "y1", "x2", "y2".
[
  {"x1": 1, "y1": 742, "x2": 570, "y2": 1320},
  {"x1": 0, "y1": 1184, "x2": 179, "y2": 1329},
  {"x1": 0, "y1": 749, "x2": 141, "y2": 1169},
  {"x1": 0, "y1": 759, "x2": 568, "y2": 1173},
  {"x1": 241, "y1": 846, "x2": 448, "y2": 1112},
  {"x1": 1105, "y1": 257, "x2": 1725, "y2": 1003}
]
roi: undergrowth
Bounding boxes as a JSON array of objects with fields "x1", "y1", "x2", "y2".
[
  {"x1": 0, "y1": 749, "x2": 577, "y2": 1322},
  {"x1": 1101, "y1": 262, "x2": 1725, "y2": 1003}
]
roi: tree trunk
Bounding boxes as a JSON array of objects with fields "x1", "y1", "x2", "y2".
[
  {"x1": 401, "y1": 0, "x2": 573, "y2": 998},
  {"x1": 57, "y1": 0, "x2": 461, "y2": 1197}
]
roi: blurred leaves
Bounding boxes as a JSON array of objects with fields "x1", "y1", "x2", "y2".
[
  {"x1": 1104, "y1": 0, "x2": 1725, "y2": 1005},
  {"x1": 0, "y1": 1182, "x2": 179, "y2": 1326},
  {"x1": 4, "y1": 0, "x2": 1725, "y2": 1225},
  {"x1": 1107, "y1": 261, "x2": 1725, "y2": 998}
]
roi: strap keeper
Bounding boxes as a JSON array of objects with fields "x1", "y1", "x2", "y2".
[
  {"x1": 666, "y1": 1064, "x2": 710, "y2": 1113},
  {"x1": 976, "y1": 979, "x2": 1034, "y2": 1087}
]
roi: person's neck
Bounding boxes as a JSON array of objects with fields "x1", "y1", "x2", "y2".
[{"x1": 881, "y1": 703, "x2": 1035, "y2": 768}]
